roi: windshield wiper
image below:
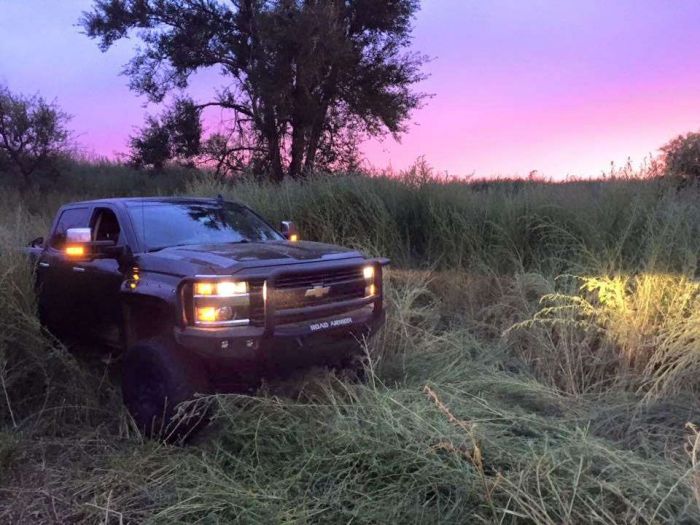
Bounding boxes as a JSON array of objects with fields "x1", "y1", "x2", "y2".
[
  {"x1": 147, "y1": 243, "x2": 195, "y2": 253},
  {"x1": 148, "y1": 240, "x2": 252, "y2": 252}
]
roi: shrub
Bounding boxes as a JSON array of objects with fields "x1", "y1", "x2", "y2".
[
  {"x1": 662, "y1": 132, "x2": 700, "y2": 185},
  {"x1": 0, "y1": 86, "x2": 72, "y2": 189}
]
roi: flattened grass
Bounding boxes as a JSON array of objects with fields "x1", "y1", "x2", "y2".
[{"x1": 0, "y1": 167, "x2": 699, "y2": 523}]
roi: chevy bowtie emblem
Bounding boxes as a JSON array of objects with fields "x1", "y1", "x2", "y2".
[{"x1": 305, "y1": 284, "x2": 330, "y2": 299}]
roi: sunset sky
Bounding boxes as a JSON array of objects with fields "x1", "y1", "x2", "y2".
[{"x1": 2, "y1": 0, "x2": 700, "y2": 178}]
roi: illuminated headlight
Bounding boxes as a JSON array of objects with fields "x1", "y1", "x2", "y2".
[
  {"x1": 363, "y1": 265, "x2": 376, "y2": 297},
  {"x1": 194, "y1": 281, "x2": 248, "y2": 297},
  {"x1": 192, "y1": 279, "x2": 249, "y2": 326},
  {"x1": 196, "y1": 305, "x2": 234, "y2": 323}
]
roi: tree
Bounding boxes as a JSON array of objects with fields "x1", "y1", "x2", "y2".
[
  {"x1": 661, "y1": 132, "x2": 700, "y2": 184},
  {"x1": 82, "y1": 0, "x2": 427, "y2": 181},
  {"x1": 129, "y1": 116, "x2": 172, "y2": 170},
  {"x1": 129, "y1": 97, "x2": 202, "y2": 170},
  {"x1": 0, "y1": 86, "x2": 71, "y2": 188}
]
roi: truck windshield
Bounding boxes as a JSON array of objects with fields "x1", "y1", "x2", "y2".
[{"x1": 128, "y1": 202, "x2": 284, "y2": 252}]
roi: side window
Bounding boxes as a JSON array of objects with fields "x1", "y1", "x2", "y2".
[
  {"x1": 50, "y1": 207, "x2": 91, "y2": 249},
  {"x1": 91, "y1": 208, "x2": 122, "y2": 244}
]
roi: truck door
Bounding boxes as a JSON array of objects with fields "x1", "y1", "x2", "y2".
[
  {"x1": 73, "y1": 206, "x2": 127, "y2": 346},
  {"x1": 36, "y1": 206, "x2": 93, "y2": 337}
]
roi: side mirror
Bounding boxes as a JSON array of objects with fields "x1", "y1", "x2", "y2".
[
  {"x1": 280, "y1": 221, "x2": 299, "y2": 242},
  {"x1": 66, "y1": 227, "x2": 92, "y2": 244},
  {"x1": 64, "y1": 227, "x2": 119, "y2": 260},
  {"x1": 28, "y1": 236, "x2": 44, "y2": 248}
]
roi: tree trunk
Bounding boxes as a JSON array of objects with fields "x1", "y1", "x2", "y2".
[
  {"x1": 267, "y1": 134, "x2": 285, "y2": 183},
  {"x1": 19, "y1": 166, "x2": 32, "y2": 192},
  {"x1": 261, "y1": 104, "x2": 285, "y2": 183},
  {"x1": 303, "y1": 107, "x2": 327, "y2": 175},
  {"x1": 288, "y1": 123, "x2": 306, "y2": 179}
]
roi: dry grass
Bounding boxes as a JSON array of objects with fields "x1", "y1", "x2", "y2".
[
  {"x1": 0, "y1": 167, "x2": 699, "y2": 522},
  {"x1": 505, "y1": 273, "x2": 700, "y2": 401}
]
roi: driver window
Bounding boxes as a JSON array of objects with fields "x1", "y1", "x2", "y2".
[
  {"x1": 91, "y1": 208, "x2": 122, "y2": 244},
  {"x1": 50, "y1": 207, "x2": 90, "y2": 249}
]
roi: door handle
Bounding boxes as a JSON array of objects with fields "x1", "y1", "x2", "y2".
[
  {"x1": 38, "y1": 262, "x2": 50, "y2": 268},
  {"x1": 72, "y1": 266, "x2": 86, "y2": 273}
]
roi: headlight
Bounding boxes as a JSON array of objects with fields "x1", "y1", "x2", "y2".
[
  {"x1": 363, "y1": 265, "x2": 376, "y2": 297},
  {"x1": 192, "y1": 279, "x2": 250, "y2": 327},
  {"x1": 194, "y1": 281, "x2": 247, "y2": 297}
]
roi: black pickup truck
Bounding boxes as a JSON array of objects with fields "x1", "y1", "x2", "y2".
[{"x1": 26, "y1": 197, "x2": 387, "y2": 439}]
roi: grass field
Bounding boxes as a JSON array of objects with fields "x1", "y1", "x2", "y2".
[{"x1": 1, "y1": 162, "x2": 700, "y2": 523}]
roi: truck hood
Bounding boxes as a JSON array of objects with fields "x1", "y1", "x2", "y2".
[{"x1": 137, "y1": 240, "x2": 364, "y2": 276}]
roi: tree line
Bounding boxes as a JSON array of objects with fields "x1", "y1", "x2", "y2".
[
  {"x1": 4, "y1": 76, "x2": 700, "y2": 187},
  {"x1": 2, "y1": 1, "x2": 700, "y2": 187}
]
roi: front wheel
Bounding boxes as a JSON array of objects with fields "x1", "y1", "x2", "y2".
[
  {"x1": 337, "y1": 344, "x2": 371, "y2": 383},
  {"x1": 121, "y1": 338, "x2": 211, "y2": 442}
]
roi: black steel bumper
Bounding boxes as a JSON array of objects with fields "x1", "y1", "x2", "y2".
[
  {"x1": 174, "y1": 305, "x2": 384, "y2": 388},
  {"x1": 172, "y1": 258, "x2": 388, "y2": 387}
]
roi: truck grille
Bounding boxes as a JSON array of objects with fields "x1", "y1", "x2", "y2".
[
  {"x1": 249, "y1": 279, "x2": 266, "y2": 326},
  {"x1": 249, "y1": 266, "x2": 367, "y2": 326},
  {"x1": 275, "y1": 266, "x2": 364, "y2": 290}
]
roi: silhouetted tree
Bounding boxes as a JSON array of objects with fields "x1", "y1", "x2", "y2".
[
  {"x1": 661, "y1": 132, "x2": 700, "y2": 185},
  {"x1": 0, "y1": 86, "x2": 71, "y2": 188},
  {"x1": 129, "y1": 117, "x2": 171, "y2": 170},
  {"x1": 129, "y1": 98, "x2": 202, "y2": 170},
  {"x1": 82, "y1": 0, "x2": 427, "y2": 181}
]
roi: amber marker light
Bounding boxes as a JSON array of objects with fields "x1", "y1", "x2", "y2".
[
  {"x1": 65, "y1": 245, "x2": 85, "y2": 257},
  {"x1": 195, "y1": 306, "x2": 218, "y2": 323},
  {"x1": 129, "y1": 267, "x2": 141, "y2": 290},
  {"x1": 194, "y1": 282, "x2": 216, "y2": 296},
  {"x1": 289, "y1": 233, "x2": 299, "y2": 242}
]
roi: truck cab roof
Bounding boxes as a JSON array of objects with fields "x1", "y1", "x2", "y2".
[{"x1": 62, "y1": 196, "x2": 229, "y2": 209}]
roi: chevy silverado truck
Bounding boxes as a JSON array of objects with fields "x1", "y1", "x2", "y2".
[{"x1": 26, "y1": 197, "x2": 387, "y2": 439}]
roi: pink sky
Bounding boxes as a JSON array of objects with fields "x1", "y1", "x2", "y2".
[{"x1": 2, "y1": 0, "x2": 700, "y2": 178}]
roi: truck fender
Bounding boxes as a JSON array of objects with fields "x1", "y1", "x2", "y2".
[{"x1": 120, "y1": 293, "x2": 177, "y2": 350}]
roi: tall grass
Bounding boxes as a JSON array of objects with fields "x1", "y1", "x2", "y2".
[
  {"x1": 6, "y1": 159, "x2": 698, "y2": 276},
  {"x1": 1, "y1": 162, "x2": 699, "y2": 522},
  {"x1": 506, "y1": 273, "x2": 700, "y2": 401},
  {"x1": 185, "y1": 171, "x2": 698, "y2": 276}
]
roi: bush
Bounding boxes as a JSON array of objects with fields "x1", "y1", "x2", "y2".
[
  {"x1": 0, "y1": 86, "x2": 72, "y2": 189},
  {"x1": 662, "y1": 132, "x2": 700, "y2": 185}
]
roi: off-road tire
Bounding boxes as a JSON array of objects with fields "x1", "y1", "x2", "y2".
[
  {"x1": 338, "y1": 345, "x2": 370, "y2": 383},
  {"x1": 122, "y1": 337, "x2": 211, "y2": 443}
]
